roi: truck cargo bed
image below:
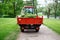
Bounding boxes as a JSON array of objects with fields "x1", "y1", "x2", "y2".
[{"x1": 17, "y1": 17, "x2": 43, "y2": 24}]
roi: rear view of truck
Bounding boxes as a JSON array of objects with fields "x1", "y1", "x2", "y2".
[
  {"x1": 17, "y1": 6, "x2": 43, "y2": 32},
  {"x1": 17, "y1": 0, "x2": 43, "y2": 32},
  {"x1": 17, "y1": 16, "x2": 43, "y2": 32}
]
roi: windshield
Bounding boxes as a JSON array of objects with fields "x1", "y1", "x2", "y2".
[{"x1": 24, "y1": 8, "x2": 34, "y2": 14}]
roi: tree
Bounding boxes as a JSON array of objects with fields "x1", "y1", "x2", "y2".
[
  {"x1": 16, "y1": 0, "x2": 23, "y2": 15},
  {"x1": 0, "y1": 0, "x2": 24, "y2": 17},
  {"x1": 44, "y1": 0, "x2": 60, "y2": 19},
  {"x1": 45, "y1": 0, "x2": 51, "y2": 18},
  {"x1": 53, "y1": 0, "x2": 58, "y2": 18}
]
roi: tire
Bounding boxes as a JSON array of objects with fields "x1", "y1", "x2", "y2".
[
  {"x1": 20, "y1": 27, "x2": 24, "y2": 32},
  {"x1": 35, "y1": 29, "x2": 39, "y2": 32},
  {"x1": 35, "y1": 27, "x2": 39, "y2": 32},
  {"x1": 21, "y1": 29, "x2": 24, "y2": 32}
]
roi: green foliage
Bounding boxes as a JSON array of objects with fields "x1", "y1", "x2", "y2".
[
  {"x1": 56, "y1": 3, "x2": 60, "y2": 16},
  {"x1": 0, "y1": 3, "x2": 3, "y2": 17},
  {"x1": 21, "y1": 13, "x2": 36, "y2": 18},
  {"x1": 43, "y1": 0, "x2": 60, "y2": 18},
  {"x1": 16, "y1": 0, "x2": 23, "y2": 15},
  {"x1": 0, "y1": 0, "x2": 23, "y2": 18},
  {"x1": 32, "y1": 0, "x2": 60, "y2": 18},
  {"x1": 37, "y1": 7, "x2": 43, "y2": 13}
]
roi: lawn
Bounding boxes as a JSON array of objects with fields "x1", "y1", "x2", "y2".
[
  {"x1": 0, "y1": 18, "x2": 20, "y2": 40},
  {"x1": 44, "y1": 18, "x2": 60, "y2": 34}
]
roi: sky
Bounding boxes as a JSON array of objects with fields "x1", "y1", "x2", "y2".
[{"x1": 37, "y1": 0, "x2": 54, "y2": 7}]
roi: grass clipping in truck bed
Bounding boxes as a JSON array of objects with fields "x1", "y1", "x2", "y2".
[{"x1": 21, "y1": 14, "x2": 36, "y2": 18}]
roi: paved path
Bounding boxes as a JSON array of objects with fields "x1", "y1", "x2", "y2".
[{"x1": 17, "y1": 25, "x2": 60, "y2": 40}]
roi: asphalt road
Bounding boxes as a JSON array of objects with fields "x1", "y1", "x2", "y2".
[{"x1": 17, "y1": 25, "x2": 60, "y2": 40}]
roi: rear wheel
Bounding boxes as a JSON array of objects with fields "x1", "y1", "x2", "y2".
[
  {"x1": 21, "y1": 29, "x2": 24, "y2": 32},
  {"x1": 20, "y1": 27, "x2": 24, "y2": 32},
  {"x1": 35, "y1": 27, "x2": 39, "y2": 32},
  {"x1": 36, "y1": 29, "x2": 39, "y2": 32}
]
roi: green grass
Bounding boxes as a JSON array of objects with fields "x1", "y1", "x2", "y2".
[
  {"x1": 44, "y1": 18, "x2": 60, "y2": 34},
  {"x1": 0, "y1": 18, "x2": 20, "y2": 40}
]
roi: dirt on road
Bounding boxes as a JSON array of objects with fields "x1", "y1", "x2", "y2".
[{"x1": 16, "y1": 25, "x2": 60, "y2": 40}]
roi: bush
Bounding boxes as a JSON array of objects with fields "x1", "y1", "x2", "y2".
[{"x1": 21, "y1": 14, "x2": 36, "y2": 18}]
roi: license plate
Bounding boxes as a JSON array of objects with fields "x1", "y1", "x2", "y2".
[
  {"x1": 25, "y1": 26, "x2": 34, "y2": 28},
  {"x1": 24, "y1": 29, "x2": 35, "y2": 31}
]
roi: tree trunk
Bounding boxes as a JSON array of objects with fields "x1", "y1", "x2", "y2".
[
  {"x1": 54, "y1": 0, "x2": 58, "y2": 19},
  {"x1": 13, "y1": 2, "x2": 16, "y2": 17},
  {"x1": 33, "y1": 0, "x2": 35, "y2": 14},
  {"x1": 47, "y1": 8, "x2": 50, "y2": 18}
]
